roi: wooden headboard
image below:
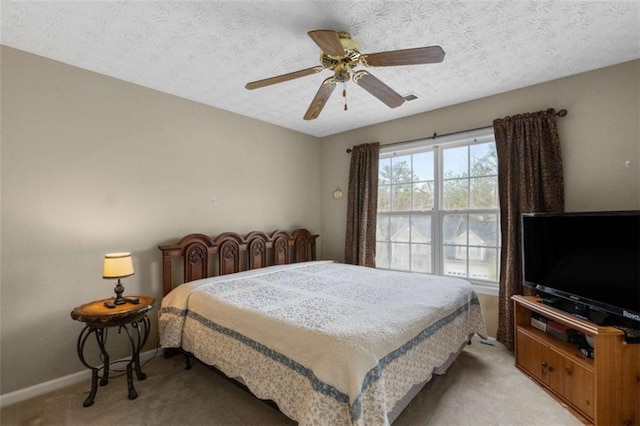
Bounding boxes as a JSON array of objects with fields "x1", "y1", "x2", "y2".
[{"x1": 159, "y1": 228, "x2": 319, "y2": 296}]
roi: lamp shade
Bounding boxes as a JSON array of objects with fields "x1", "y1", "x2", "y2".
[{"x1": 103, "y1": 252, "x2": 135, "y2": 279}]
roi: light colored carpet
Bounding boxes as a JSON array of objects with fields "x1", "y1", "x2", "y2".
[{"x1": 1, "y1": 337, "x2": 581, "y2": 425}]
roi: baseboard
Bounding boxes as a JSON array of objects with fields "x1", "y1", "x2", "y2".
[{"x1": 0, "y1": 348, "x2": 163, "y2": 408}]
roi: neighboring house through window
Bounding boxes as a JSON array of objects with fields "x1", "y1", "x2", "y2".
[{"x1": 376, "y1": 128, "x2": 500, "y2": 295}]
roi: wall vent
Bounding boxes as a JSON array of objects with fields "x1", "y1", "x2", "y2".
[{"x1": 402, "y1": 93, "x2": 419, "y2": 101}]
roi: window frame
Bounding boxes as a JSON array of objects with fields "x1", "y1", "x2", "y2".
[{"x1": 377, "y1": 128, "x2": 500, "y2": 296}]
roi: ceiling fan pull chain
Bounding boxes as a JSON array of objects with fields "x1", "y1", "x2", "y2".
[{"x1": 343, "y1": 82, "x2": 348, "y2": 111}]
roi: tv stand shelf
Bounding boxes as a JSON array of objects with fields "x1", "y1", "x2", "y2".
[{"x1": 513, "y1": 295, "x2": 640, "y2": 426}]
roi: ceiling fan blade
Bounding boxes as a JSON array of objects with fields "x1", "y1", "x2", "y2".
[
  {"x1": 308, "y1": 30, "x2": 345, "y2": 57},
  {"x1": 352, "y1": 70, "x2": 404, "y2": 108},
  {"x1": 303, "y1": 77, "x2": 336, "y2": 120},
  {"x1": 245, "y1": 66, "x2": 324, "y2": 90},
  {"x1": 362, "y1": 46, "x2": 445, "y2": 67}
]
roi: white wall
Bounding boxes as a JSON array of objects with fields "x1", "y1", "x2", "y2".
[
  {"x1": 0, "y1": 46, "x2": 321, "y2": 394},
  {"x1": 319, "y1": 60, "x2": 640, "y2": 337}
]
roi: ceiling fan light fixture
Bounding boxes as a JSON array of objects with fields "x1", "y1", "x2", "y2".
[
  {"x1": 334, "y1": 68, "x2": 351, "y2": 83},
  {"x1": 321, "y1": 54, "x2": 339, "y2": 68}
]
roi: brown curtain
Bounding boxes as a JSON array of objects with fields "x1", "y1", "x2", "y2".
[
  {"x1": 345, "y1": 142, "x2": 380, "y2": 266},
  {"x1": 494, "y1": 109, "x2": 564, "y2": 350}
]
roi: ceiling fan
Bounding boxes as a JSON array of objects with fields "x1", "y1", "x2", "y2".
[{"x1": 245, "y1": 30, "x2": 445, "y2": 120}]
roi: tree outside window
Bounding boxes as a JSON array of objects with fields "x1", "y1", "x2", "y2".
[{"x1": 376, "y1": 137, "x2": 500, "y2": 286}]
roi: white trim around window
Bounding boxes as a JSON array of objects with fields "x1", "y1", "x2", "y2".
[{"x1": 377, "y1": 127, "x2": 500, "y2": 297}]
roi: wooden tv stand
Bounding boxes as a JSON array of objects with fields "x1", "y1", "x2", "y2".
[{"x1": 513, "y1": 295, "x2": 640, "y2": 425}]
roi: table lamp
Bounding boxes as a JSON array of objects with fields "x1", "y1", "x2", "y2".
[{"x1": 103, "y1": 252, "x2": 135, "y2": 308}]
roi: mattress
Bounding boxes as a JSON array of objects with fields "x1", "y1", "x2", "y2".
[{"x1": 160, "y1": 261, "x2": 486, "y2": 425}]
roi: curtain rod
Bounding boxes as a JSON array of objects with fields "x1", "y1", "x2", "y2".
[{"x1": 346, "y1": 108, "x2": 568, "y2": 153}]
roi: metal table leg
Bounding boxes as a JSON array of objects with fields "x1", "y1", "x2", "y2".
[
  {"x1": 119, "y1": 316, "x2": 151, "y2": 400},
  {"x1": 76, "y1": 314, "x2": 151, "y2": 406},
  {"x1": 77, "y1": 326, "x2": 106, "y2": 407}
]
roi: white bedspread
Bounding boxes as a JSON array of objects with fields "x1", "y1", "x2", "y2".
[{"x1": 160, "y1": 261, "x2": 486, "y2": 425}]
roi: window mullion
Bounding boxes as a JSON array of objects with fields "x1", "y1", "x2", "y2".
[
  {"x1": 376, "y1": 129, "x2": 499, "y2": 289},
  {"x1": 433, "y1": 145, "x2": 442, "y2": 276},
  {"x1": 466, "y1": 146, "x2": 471, "y2": 277},
  {"x1": 467, "y1": 145, "x2": 472, "y2": 210},
  {"x1": 409, "y1": 155, "x2": 414, "y2": 271}
]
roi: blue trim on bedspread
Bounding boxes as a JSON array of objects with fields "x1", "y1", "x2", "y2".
[
  {"x1": 183, "y1": 295, "x2": 480, "y2": 423},
  {"x1": 188, "y1": 310, "x2": 349, "y2": 404},
  {"x1": 161, "y1": 306, "x2": 187, "y2": 316}
]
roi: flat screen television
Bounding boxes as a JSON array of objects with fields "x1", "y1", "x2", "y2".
[{"x1": 522, "y1": 210, "x2": 640, "y2": 326}]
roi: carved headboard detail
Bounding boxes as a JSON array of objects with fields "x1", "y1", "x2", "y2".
[{"x1": 159, "y1": 228, "x2": 318, "y2": 296}]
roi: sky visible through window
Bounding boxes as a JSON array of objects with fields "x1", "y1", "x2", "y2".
[{"x1": 377, "y1": 139, "x2": 500, "y2": 285}]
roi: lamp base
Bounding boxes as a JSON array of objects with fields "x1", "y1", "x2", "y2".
[{"x1": 103, "y1": 279, "x2": 139, "y2": 308}]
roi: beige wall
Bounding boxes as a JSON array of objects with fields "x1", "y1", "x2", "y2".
[
  {"x1": 319, "y1": 60, "x2": 640, "y2": 338},
  {"x1": 0, "y1": 46, "x2": 321, "y2": 394},
  {"x1": 2, "y1": 46, "x2": 638, "y2": 395}
]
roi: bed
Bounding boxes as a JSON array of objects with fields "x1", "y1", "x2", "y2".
[{"x1": 158, "y1": 229, "x2": 486, "y2": 425}]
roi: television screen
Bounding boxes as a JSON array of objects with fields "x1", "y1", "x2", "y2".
[{"x1": 522, "y1": 211, "x2": 640, "y2": 324}]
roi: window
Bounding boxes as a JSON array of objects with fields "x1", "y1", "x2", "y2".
[{"x1": 376, "y1": 128, "x2": 500, "y2": 294}]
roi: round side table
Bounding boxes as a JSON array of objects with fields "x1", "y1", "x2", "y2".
[{"x1": 71, "y1": 296, "x2": 154, "y2": 407}]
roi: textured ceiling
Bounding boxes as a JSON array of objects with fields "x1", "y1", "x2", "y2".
[{"x1": 2, "y1": 1, "x2": 639, "y2": 137}]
